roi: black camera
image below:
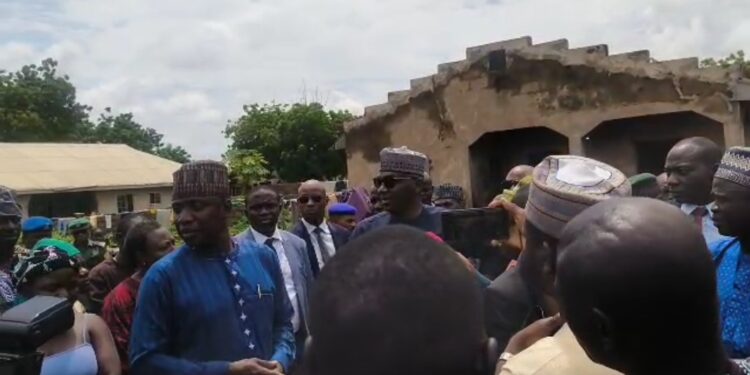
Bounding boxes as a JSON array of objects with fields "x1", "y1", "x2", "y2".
[{"x1": 0, "y1": 296, "x2": 74, "y2": 375}]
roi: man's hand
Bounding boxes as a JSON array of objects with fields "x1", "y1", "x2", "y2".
[
  {"x1": 229, "y1": 359, "x2": 284, "y2": 375},
  {"x1": 504, "y1": 314, "x2": 564, "y2": 355}
]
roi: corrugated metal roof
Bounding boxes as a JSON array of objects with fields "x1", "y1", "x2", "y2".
[{"x1": 0, "y1": 143, "x2": 183, "y2": 194}]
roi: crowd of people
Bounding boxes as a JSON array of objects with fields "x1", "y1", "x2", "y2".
[{"x1": 1, "y1": 136, "x2": 750, "y2": 375}]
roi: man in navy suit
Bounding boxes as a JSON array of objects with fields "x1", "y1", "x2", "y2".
[
  {"x1": 291, "y1": 180, "x2": 350, "y2": 277},
  {"x1": 237, "y1": 186, "x2": 315, "y2": 370}
]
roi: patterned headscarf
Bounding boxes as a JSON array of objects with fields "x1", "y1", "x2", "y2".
[{"x1": 15, "y1": 242, "x2": 80, "y2": 288}]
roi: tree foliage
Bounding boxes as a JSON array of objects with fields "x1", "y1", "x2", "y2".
[
  {"x1": 225, "y1": 102, "x2": 353, "y2": 182},
  {"x1": 0, "y1": 58, "x2": 91, "y2": 141},
  {"x1": 701, "y1": 50, "x2": 750, "y2": 77},
  {"x1": 86, "y1": 109, "x2": 191, "y2": 163},
  {"x1": 225, "y1": 149, "x2": 270, "y2": 189},
  {"x1": 0, "y1": 58, "x2": 191, "y2": 163}
]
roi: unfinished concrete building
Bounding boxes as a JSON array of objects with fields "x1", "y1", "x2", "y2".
[{"x1": 343, "y1": 36, "x2": 750, "y2": 206}]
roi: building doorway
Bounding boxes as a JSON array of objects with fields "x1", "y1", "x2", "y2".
[
  {"x1": 469, "y1": 127, "x2": 569, "y2": 207},
  {"x1": 584, "y1": 111, "x2": 724, "y2": 176},
  {"x1": 28, "y1": 192, "x2": 97, "y2": 218}
]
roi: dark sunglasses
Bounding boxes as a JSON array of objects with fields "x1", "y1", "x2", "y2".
[
  {"x1": 373, "y1": 176, "x2": 411, "y2": 189},
  {"x1": 298, "y1": 196, "x2": 323, "y2": 204}
]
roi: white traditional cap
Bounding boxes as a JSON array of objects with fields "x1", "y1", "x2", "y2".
[
  {"x1": 379, "y1": 146, "x2": 429, "y2": 179},
  {"x1": 526, "y1": 155, "x2": 631, "y2": 238},
  {"x1": 715, "y1": 147, "x2": 750, "y2": 188}
]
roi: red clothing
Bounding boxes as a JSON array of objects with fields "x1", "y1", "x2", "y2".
[
  {"x1": 102, "y1": 277, "x2": 140, "y2": 374},
  {"x1": 85, "y1": 258, "x2": 130, "y2": 314}
]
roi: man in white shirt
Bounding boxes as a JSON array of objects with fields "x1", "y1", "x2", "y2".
[
  {"x1": 291, "y1": 180, "x2": 350, "y2": 277},
  {"x1": 665, "y1": 137, "x2": 730, "y2": 246},
  {"x1": 239, "y1": 186, "x2": 314, "y2": 369}
]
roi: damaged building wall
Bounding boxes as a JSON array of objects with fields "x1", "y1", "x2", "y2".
[{"x1": 345, "y1": 37, "x2": 746, "y2": 206}]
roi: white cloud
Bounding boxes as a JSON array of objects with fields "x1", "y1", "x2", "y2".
[{"x1": 1, "y1": 0, "x2": 749, "y2": 159}]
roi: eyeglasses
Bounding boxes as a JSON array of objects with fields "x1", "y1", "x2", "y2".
[
  {"x1": 373, "y1": 176, "x2": 411, "y2": 189},
  {"x1": 298, "y1": 196, "x2": 323, "y2": 204}
]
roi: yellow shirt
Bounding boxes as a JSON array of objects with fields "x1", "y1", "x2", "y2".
[{"x1": 499, "y1": 324, "x2": 621, "y2": 375}]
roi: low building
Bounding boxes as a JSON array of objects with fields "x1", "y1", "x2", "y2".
[
  {"x1": 0, "y1": 143, "x2": 182, "y2": 217},
  {"x1": 343, "y1": 36, "x2": 750, "y2": 206}
]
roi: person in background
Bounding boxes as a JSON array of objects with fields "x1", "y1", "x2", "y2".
[
  {"x1": 557, "y1": 198, "x2": 749, "y2": 375},
  {"x1": 433, "y1": 183, "x2": 466, "y2": 209},
  {"x1": 505, "y1": 165, "x2": 534, "y2": 189},
  {"x1": 709, "y1": 147, "x2": 750, "y2": 359},
  {"x1": 129, "y1": 161, "x2": 295, "y2": 375},
  {"x1": 351, "y1": 147, "x2": 442, "y2": 239},
  {"x1": 665, "y1": 137, "x2": 728, "y2": 246},
  {"x1": 420, "y1": 172, "x2": 434, "y2": 206},
  {"x1": 240, "y1": 186, "x2": 314, "y2": 371},
  {"x1": 69, "y1": 218, "x2": 107, "y2": 271},
  {"x1": 14, "y1": 244, "x2": 121, "y2": 375},
  {"x1": 368, "y1": 187, "x2": 383, "y2": 216},
  {"x1": 327, "y1": 203, "x2": 358, "y2": 231},
  {"x1": 628, "y1": 173, "x2": 660, "y2": 198},
  {"x1": 21, "y1": 216, "x2": 54, "y2": 250},
  {"x1": 103, "y1": 220, "x2": 175, "y2": 374},
  {"x1": 656, "y1": 172, "x2": 670, "y2": 200},
  {"x1": 85, "y1": 214, "x2": 150, "y2": 315},
  {"x1": 486, "y1": 155, "x2": 630, "y2": 367},
  {"x1": 0, "y1": 185, "x2": 22, "y2": 311},
  {"x1": 304, "y1": 225, "x2": 495, "y2": 375},
  {"x1": 291, "y1": 180, "x2": 350, "y2": 277}
]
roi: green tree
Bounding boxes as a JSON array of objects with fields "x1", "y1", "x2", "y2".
[
  {"x1": 85, "y1": 108, "x2": 191, "y2": 163},
  {"x1": 0, "y1": 58, "x2": 91, "y2": 141},
  {"x1": 225, "y1": 102, "x2": 353, "y2": 182},
  {"x1": 156, "y1": 144, "x2": 191, "y2": 163},
  {"x1": 225, "y1": 149, "x2": 270, "y2": 190},
  {"x1": 701, "y1": 50, "x2": 750, "y2": 77}
]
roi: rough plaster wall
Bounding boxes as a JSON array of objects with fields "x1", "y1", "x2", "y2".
[{"x1": 346, "y1": 57, "x2": 738, "y2": 203}]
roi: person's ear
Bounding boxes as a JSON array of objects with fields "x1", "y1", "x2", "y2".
[
  {"x1": 475, "y1": 337, "x2": 499, "y2": 375},
  {"x1": 592, "y1": 307, "x2": 617, "y2": 360}
]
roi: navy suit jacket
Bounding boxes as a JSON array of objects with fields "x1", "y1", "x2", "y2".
[
  {"x1": 235, "y1": 228, "x2": 314, "y2": 334},
  {"x1": 291, "y1": 220, "x2": 350, "y2": 277}
]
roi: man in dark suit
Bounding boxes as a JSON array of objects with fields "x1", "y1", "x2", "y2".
[
  {"x1": 237, "y1": 186, "x2": 315, "y2": 371},
  {"x1": 291, "y1": 180, "x2": 349, "y2": 277}
]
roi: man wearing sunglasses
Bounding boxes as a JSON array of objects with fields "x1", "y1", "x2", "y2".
[
  {"x1": 291, "y1": 180, "x2": 350, "y2": 278},
  {"x1": 350, "y1": 147, "x2": 442, "y2": 240}
]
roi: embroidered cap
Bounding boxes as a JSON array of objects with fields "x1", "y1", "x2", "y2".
[
  {"x1": 433, "y1": 183, "x2": 465, "y2": 203},
  {"x1": 379, "y1": 147, "x2": 429, "y2": 179},
  {"x1": 0, "y1": 185, "x2": 22, "y2": 218},
  {"x1": 173, "y1": 160, "x2": 231, "y2": 202},
  {"x1": 526, "y1": 155, "x2": 631, "y2": 238},
  {"x1": 715, "y1": 147, "x2": 750, "y2": 189}
]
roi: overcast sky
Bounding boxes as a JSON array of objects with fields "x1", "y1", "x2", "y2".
[{"x1": 2, "y1": 0, "x2": 749, "y2": 159}]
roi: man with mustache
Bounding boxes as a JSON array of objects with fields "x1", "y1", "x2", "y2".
[
  {"x1": 350, "y1": 147, "x2": 442, "y2": 240},
  {"x1": 0, "y1": 186, "x2": 22, "y2": 311},
  {"x1": 129, "y1": 161, "x2": 295, "y2": 375}
]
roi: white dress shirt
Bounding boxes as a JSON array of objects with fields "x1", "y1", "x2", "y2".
[
  {"x1": 250, "y1": 227, "x2": 301, "y2": 332},
  {"x1": 301, "y1": 219, "x2": 336, "y2": 269},
  {"x1": 680, "y1": 202, "x2": 730, "y2": 247}
]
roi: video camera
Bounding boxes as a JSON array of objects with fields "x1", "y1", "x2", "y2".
[{"x1": 0, "y1": 296, "x2": 74, "y2": 375}]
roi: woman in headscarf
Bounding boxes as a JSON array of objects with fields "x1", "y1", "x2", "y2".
[
  {"x1": 14, "y1": 240, "x2": 121, "y2": 375},
  {"x1": 102, "y1": 220, "x2": 174, "y2": 374}
]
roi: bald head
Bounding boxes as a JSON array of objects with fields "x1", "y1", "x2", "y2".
[
  {"x1": 557, "y1": 198, "x2": 722, "y2": 374},
  {"x1": 505, "y1": 165, "x2": 534, "y2": 183},
  {"x1": 664, "y1": 137, "x2": 722, "y2": 205},
  {"x1": 299, "y1": 180, "x2": 329, "y2": 226}
]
